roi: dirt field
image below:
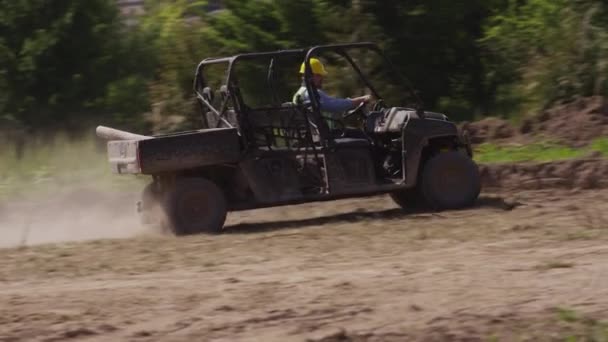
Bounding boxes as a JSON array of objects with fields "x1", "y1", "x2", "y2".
[{"x1": 2, "y1": 187, "x2": 608, "y2": 341}]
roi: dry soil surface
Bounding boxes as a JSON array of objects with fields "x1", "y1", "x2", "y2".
[{"x1": 2, "y1": 189, "x2": 608, "y2": 341}]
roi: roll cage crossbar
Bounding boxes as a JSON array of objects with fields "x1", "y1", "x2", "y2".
[{"x1": 193, "y1": 42, "x2": 422, "y2": 144}]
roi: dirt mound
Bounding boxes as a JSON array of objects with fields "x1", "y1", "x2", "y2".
[
  {"x1": 479, "y1": 156, "x2": 608, "y2": 190},
  {"x1": 524, "y1": 96, "x2": 608, "y2": 147},
  {"x1": 460, "y1": 117, "x2": 516, "y2": 144},
  {"x1": 462, "y1": 96, "x2": 608, "y2": 146}
]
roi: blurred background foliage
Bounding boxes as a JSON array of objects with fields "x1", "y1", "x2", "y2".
[{"x1": 1, "y1": 0, "x2": 607, "y2": 134}]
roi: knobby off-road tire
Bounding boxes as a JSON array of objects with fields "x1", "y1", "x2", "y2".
[
  {"x1": 163, "y1": 178, "x2": 227, "y2": 235},
  {"x1": 141, "y1": 182, "x2": 160, "y2": 210},
  {"x1": 421, "y1": 151, "x2": 481, "y2": 210},
  {"x1": 391, "y1": 151, "x2": 480, "y2": 211},
  {"x1": 139, "y1": 182, "x2": 171, "y2": 233}
]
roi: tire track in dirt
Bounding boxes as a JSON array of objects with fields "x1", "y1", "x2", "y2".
[
  {"x1": 2, "y1": 189, "x2": 608, "y2": 341},
  {"x1": 3, "y1": 240, "x2": 608, "y2": 341}
]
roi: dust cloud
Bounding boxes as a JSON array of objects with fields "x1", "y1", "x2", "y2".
[{"x1": 0, "y1": 187, "x2": 150, "y2": 248}]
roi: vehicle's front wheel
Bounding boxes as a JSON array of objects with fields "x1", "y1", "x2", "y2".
[
  {"x1": 390, "y1": 188, "x2": 428, "y2": 211},
  {"x1": 163, "y1": 178, "x2": 227, "y2": 235},
  {"x1": 420, "y1": 151, "x2": 481, "y2": 210}
]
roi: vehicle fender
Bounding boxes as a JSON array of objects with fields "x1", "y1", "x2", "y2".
[{"x1": 401, "y1": 118, "x2": 460, "y2": 187}]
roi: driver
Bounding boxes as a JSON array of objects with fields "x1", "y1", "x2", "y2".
[{"x1": 292, "y1": 58, "x2": 371, "y2": 128}]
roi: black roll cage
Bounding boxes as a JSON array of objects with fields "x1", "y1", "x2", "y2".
[{"x1": 193, "y1": 42, "x2": 422, "y2": 146}]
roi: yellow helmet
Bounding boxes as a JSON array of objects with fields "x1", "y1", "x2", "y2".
[{"x1": 299, "y1": 58, "x2": 328, "y2": 76}]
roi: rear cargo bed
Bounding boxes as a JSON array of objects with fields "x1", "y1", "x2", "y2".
[{"x1": 107, "y1": 128, "x2": 240, "y2": 174}]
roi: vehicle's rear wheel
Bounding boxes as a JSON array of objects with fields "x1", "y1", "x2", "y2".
[
  {"x1": 140, "y1": 182, "x2": 159, "y2": 210},
  {"x1": 163, "y1": 178, "x2": 227, "y2": 235},
  {"x1": 420, "y1": 151, "x2": 481, "y2": 210},
  {"x1": 139, "y1": 182, "x2": 172, "y2": 233}
]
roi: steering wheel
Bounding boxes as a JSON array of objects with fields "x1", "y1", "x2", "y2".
[
  {"x1": 372, "y1": 99, "x2": 387, "y2": 111},
  {"x1": 343, "y1": 101, "x2": 368, "y2": 120}
]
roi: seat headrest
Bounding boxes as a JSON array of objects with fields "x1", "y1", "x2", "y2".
[
  {"x1": 202, "y1": 87, "x2": 214, "y2": 103},
  {"x1": 219, "y1": 85, "x2": 230, "y2": 102}
]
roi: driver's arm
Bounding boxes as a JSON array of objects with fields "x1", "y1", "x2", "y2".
[
  {"x1": 317, "y1": 90, "x2": 354, "y2": 113},
  {"x1": 350, "y1": 94, "x2": 372, "y2": 106}
]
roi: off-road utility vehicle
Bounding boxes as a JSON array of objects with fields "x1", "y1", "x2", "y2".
[{"x1": 97, "y1": 42, "x2": 480, "y2": 235}]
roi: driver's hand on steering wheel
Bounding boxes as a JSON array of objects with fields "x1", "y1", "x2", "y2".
[
  {"x1": 361, "y1": 94, "x2": 373, "y2": 103},
  {"x1": 351, "y1": 94, "x2": 373, "y2": 106}
]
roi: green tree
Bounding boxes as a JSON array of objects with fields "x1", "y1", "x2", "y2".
[
  {"x1": 0, "y1": 0, "x2": 132, "y2": 129},
  {"x1": 483, "y1": 0, "x2": 608, "y2": 116},
  {"x1": 357, "y1": 0, "x2": 509, "y2": 119},
  {"x1": 0, "y1": 0, "x2": 157, "y2": 131},
  {"x1": 139, "y1": 0, "x2": 210, "y2": 130},
  {"x1": 142, "y1": 0, "x2": 329, "y2": 127}
]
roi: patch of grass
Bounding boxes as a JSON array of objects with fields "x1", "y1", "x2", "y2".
[
  {"x1": 475, "y1": 137, "x2": 608, "y2": 164},
  {"x1": 590, "y1": 137, "x2": 608, "y2": 157},
  {"x1": 474, "y1": 142, "x2": 584, "y2": 164},
  {"x1": 557, "y1": 307, "x2": 580, "y2": 323},
  {"x1": 555, "y1": 308, "x2": 608, "y2": 342},
  {"x1": 486, "y1": 309, "x2": 608, "y2": 341},
  {"x1": 487, "y1": 334, "x2": 499, "y2": 342},
  {"x1": 0, "y1": 134, "x2": 145, "y2": 200},
  {"x1": 564, "y1": 231, "x2": 597, "y2": 241}
]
